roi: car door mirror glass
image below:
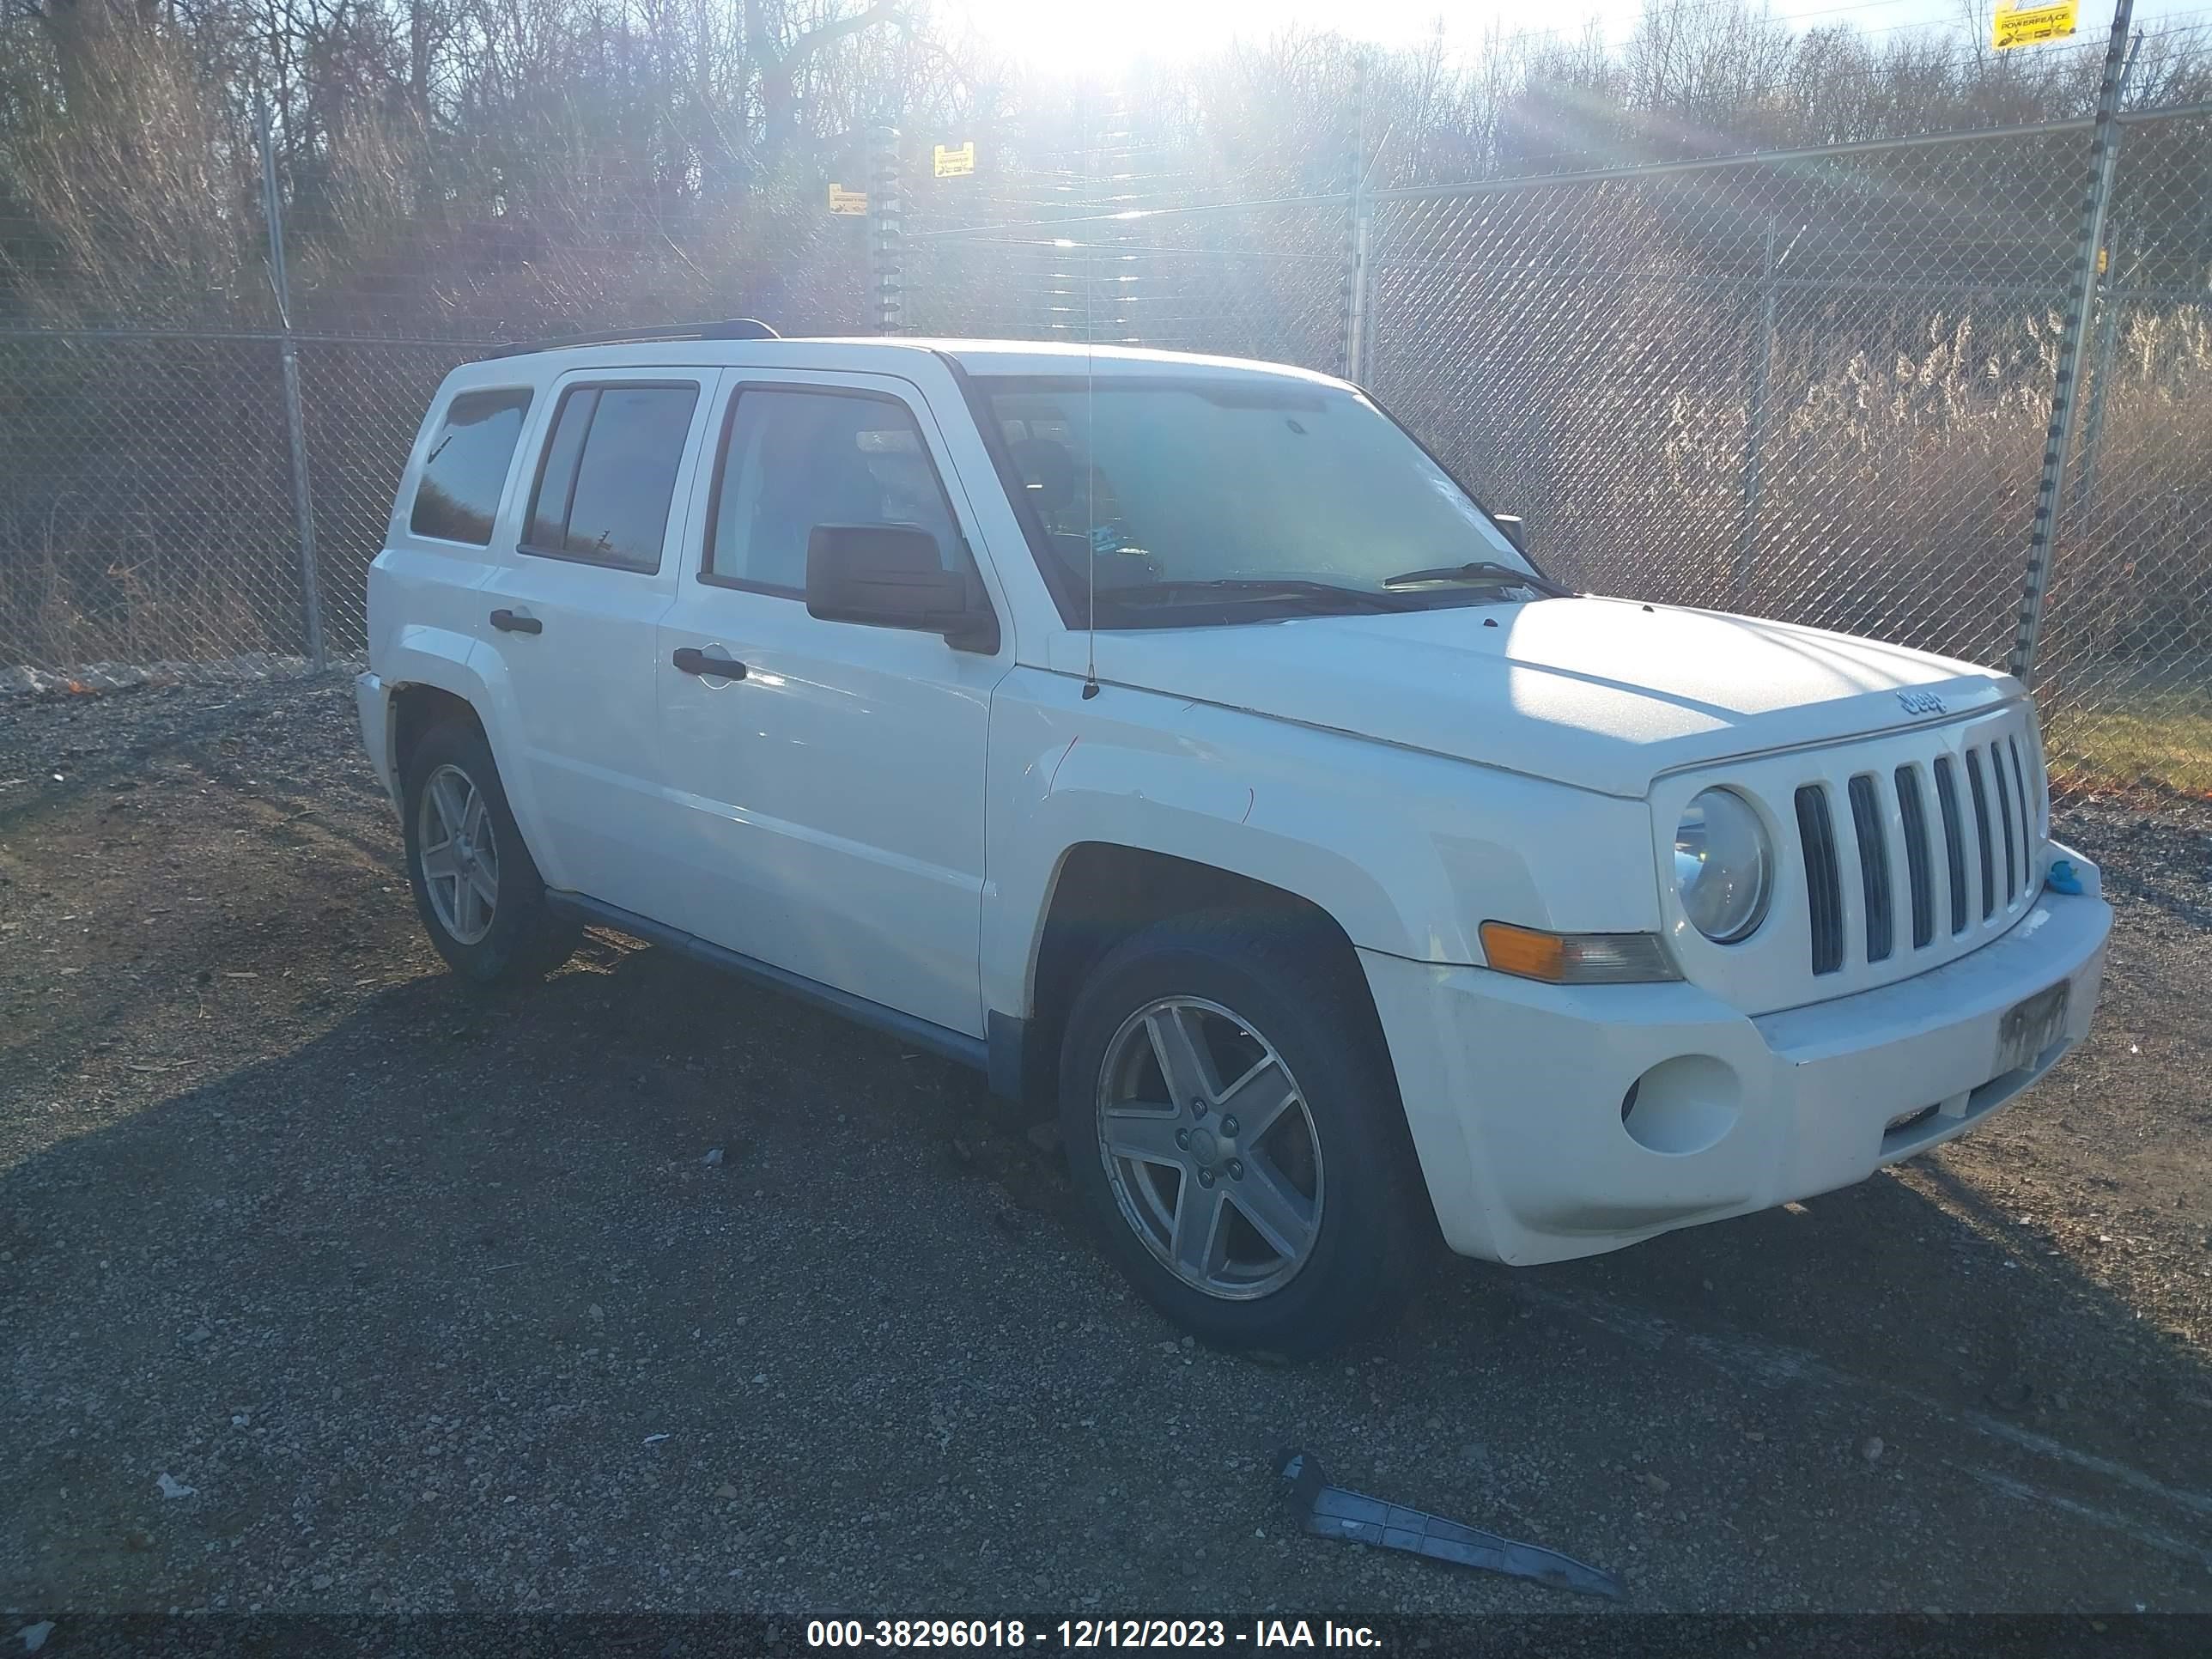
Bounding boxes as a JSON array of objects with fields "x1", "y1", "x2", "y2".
[{"x1": 806, "y1": 524, "x2": 994, "y2": 648}]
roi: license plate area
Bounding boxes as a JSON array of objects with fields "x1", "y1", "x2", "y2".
[{"x1": 1994, "y1": 980, "x2": 2069, "y2": 1078}]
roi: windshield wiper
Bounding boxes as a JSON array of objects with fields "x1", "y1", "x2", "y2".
[
  {"x1": 1382, "y1": 560, "x2": 1575, "y2": 599},
  {"x1": 1104, "y1": 579, "x2": 1420, "y2": 613}
]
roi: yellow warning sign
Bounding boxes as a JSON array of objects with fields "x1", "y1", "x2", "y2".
[
  {"x1": 828, "y1": 184, "x2": 868, "y2": 216},
  {"x1": 933, "y1": 142, "x2": 976, "y2": 179},
  {"x1": 1993, "y1": 0, "x2": 2076, "y2": 49}
]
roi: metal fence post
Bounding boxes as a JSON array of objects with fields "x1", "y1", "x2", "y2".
[
  {"x1": 870, "y1": 125, "x2": 903, "y2": 335},
  {"x1": 2009, "y1": 4, "x2": 2136, "y2": 684},
  {"x1": 1342, "y1": 53, "x2": 1371, "y2": 382},
  {"x1": 2069, "y1": 225, "x2": 2129, "y2": 523},
  {"x1": 1731, "y1": 219, "x2": 1780, "y2": 606},
  {"x1": 257, "y1": 107, "x2": 325, "y2": 671}
]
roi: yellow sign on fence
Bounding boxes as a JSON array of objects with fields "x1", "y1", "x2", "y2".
[
  {"x1": 828, "y1": 184, "x2": 868, "y2": 216},
  {"x1": 1993, "y1": 0, "x2": 2078, "y2": 50},
  {"x1": 933, "y1": 142, "x2": 976, "y2": 179}
]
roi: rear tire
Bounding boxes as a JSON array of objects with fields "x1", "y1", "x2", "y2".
[
  {"x1": 401, "y1": 719, "x2": 580, "y2": 986},
  {"x1": 1057, "y1": 911, "x2": 1431, "y2": 1357}
]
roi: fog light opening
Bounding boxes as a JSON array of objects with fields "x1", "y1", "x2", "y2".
[{"x1": 1620, "y1": 1056, "x2": 1741, "y2": 1156}]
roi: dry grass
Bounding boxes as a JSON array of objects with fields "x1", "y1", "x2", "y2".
[{"x1": 2046, "y1": 686, "x2": 2212, "y2": 798}]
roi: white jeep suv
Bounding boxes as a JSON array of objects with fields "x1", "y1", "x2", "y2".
[{"x1": 356, "y1": 325, "x2": 2112, "y2": 1354}]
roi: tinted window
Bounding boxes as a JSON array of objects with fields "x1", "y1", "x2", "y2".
[
  {"x1": 410, "y1": 388, "x2": 532, "y2": 544},
  {"x1": 526, "y1": 387, "x2": 596, "y2": 551},
  {"x1": 705, "y1": 389, "x2": 960, "y2": 592},
  {"x1": 524, "y1": 383, "x2": 698, "y2": 571}
]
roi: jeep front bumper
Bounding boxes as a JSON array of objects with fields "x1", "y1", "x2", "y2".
[{"x1": 1360, "y1": 844, "x2": 2112, "y2": 1265}]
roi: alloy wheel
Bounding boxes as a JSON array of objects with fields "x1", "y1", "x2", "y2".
[
  {"x1": 417, "y1": 763, "x2": 500, "y2": 945},
  {"x1": 1095, "y1": 996, "x2": 1325, "y2": 1300}
]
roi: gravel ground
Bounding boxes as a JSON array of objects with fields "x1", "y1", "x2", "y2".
[{"x1": 2, "y1": 677, "x2": 2209, "y2": 1626}]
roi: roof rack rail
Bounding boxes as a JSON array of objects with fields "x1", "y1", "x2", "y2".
[{"x1": 489, "y1": 318, "x2": 781, "y2": 358}]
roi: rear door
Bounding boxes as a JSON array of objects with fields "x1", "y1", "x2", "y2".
[
  {"x1": 479, "y1": 369, "x2": 716, "y2": 917},
  {"x1": 653, "y1": 371, "x2": 1008, "y2": 1037}
]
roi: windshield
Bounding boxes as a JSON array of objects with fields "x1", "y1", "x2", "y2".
[{"x1": 975, "y1": 375, "x2": 1543, "y2": 627}]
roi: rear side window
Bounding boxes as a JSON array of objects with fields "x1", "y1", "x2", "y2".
[
  {"x1": 523, "y1": 383, "x2": 699, "y2": 572},
  {"x1": 409, "y1": 388, "x2": 532, "y2": 544}
]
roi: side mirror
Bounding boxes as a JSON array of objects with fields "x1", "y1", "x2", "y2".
[
  {"x1": 805, "y1": 524, "x2": 999, "y2": 651},
  {"x1": 1492, "y1": 514, "x2": 1527, "y2": 554}
]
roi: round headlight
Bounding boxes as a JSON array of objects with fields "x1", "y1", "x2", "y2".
[{"x1": 1674, "y1": 787, "x2": 1771, "y2": 943}]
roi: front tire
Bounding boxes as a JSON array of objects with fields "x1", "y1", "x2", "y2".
[
  {"x1": 401, "y1": 719, "x2": 579, "y2": 986},
  {"x1": 1058, "y1": 913, "x2": 1431, "y2": 1356}
]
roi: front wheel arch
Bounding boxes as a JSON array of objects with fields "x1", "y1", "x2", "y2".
[{"x1": 1022, "y1": 843, "x2": 1385, "y2": 1108}]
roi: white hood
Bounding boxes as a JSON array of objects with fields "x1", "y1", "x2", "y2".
[{"x1": 1079, "y1": 596, "x2": 2018, "y2": 799}]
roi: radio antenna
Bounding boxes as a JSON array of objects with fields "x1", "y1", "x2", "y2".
[
  {"x1": 1081, "y1": 325, "x2": 1098, "y2": 697},
  {"x1": 1080, "y1": 94, "x2": 1100, "y2": 702}
]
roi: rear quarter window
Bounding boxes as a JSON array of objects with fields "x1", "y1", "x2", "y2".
[
  {"x1": 522, "y1": 383, "x2": 700, "y2": 573},
  {"x1": 409, "y1": 388, "x2": 533, "y2": 545}
]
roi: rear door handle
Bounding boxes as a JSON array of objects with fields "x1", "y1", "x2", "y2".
[
  {"x1": 672, "y1": 646, "x2": 747, "y2": 679},
  {"x1": 489, "y1": 609, "x2": 542, "y2": 635}
]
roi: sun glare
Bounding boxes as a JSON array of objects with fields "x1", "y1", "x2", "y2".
[{"x1": 945, "y1": 0, "x2": 1467, "y2": 69}]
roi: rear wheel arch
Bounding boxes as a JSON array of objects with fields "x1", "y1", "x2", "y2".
[
  {"x1": 390, "y1": 682, "x2": 483, "y2": 784},
  {"x1": 386, "y1": 669, "x2": 561, "y2": 888}
]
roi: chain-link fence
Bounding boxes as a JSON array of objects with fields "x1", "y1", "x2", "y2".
[
  {"x1": 2033, "y1": 106, "x2": 2212, "y2": 780},
  {"x1": 1364, "y1": 105, "x2": 2211, "y2": 782},
  {"x1": 1364, "y1": 125, "x2": 2105, "y2": 668},
  {"x1": 902, "y1": 91, "x2": 2211, "y2": 787},
  {"x1": 4, "y1": 75, "x2": 2208, "y2": 787},
  {"x1": 0, "y1": 104, "x2": 866, "y2": 672},
  {"x1": 902, "y1": 111, "x2": 1354, "y2": 380}
]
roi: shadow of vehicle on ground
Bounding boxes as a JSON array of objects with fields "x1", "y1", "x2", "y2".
[{"x1": 7, "y1": 926, "x2": 2210, "y2": 1613}]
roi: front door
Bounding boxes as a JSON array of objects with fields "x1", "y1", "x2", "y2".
[
  {"x1": 653, "y1": 373, "x2": 1007, "y2": 1038},
  {"x1": 480, "y1": 371, "x2": 715, "y2": 917}
]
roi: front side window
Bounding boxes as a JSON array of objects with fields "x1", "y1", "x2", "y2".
[
  {"x1": 523, "y1": 383, "x2": 699, "y2": 571},
  {"x1": 704, "y1": 387, "x2": 962, "y2": 593},
  {"x1": 410, "y1": 388, "x2": 532, "y2": 545},
  {"x1": 975, "y1": 376, "x2": 1540, "y2": 627}
]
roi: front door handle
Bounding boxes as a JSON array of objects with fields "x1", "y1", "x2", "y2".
[
  {"x1": 489, "y1": 608, "x2": 542, "y2": 635},
  {"x1": 672, "y1": 646, "x2": 747, "y2": 679}
]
